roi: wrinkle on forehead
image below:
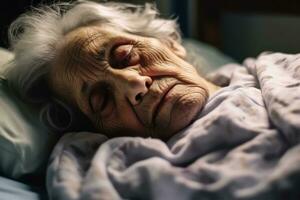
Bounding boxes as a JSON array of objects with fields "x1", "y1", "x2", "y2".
[{"x1": 56, "y1": 26, "x2": 110, "y2": 82}]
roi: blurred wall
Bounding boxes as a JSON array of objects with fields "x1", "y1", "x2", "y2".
[
  {"x1": 221, "y1": 13, "x2": 300, "y2": 61},
  {"x1": 0, "y1": 0, "x2": 52, "y2": 48}
]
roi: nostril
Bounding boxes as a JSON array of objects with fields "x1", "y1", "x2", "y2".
[
  {"x1": 135, "y1": 93, "x2": 143, "y2": 102},
  {"x1": 145, "y1": 81, "x2": 150, "y2": 88}
]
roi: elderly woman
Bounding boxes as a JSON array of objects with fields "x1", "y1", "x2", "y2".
[
  {"x1": 6, "y1": 1, "x2": 218, "y2": 140},
  {"x1": 4, "y1": 1, "x2": 300, "y2": 200}
]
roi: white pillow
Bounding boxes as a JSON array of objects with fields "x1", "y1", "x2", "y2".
[
  {"x1": 0, "y1": 48, "x2": 59, "y2": 179},
  {"x1": 0, "y1": 48, "x2": 14, "y2": 75}
]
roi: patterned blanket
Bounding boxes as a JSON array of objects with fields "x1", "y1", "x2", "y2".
[{"x1": 46, "y1": 53, "x2": 300, "y2": 200}]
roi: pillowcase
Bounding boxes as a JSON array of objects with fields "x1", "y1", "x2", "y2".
[
  {"x1": 0, "y1": 77, "x2": 60, "y2": 180},
  {"x1": 0, "y1": 48, "x2": 59, "y2": 180},
  {"x1": 0, "y1": 47, "x2": 14, "y2": 75}
]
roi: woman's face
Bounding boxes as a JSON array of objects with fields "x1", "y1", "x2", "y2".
[{"x1": 49, "y1": 24, "x2": 210, "y2": 140}]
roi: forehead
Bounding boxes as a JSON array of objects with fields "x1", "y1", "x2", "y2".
[
  {"x1": 63, "y1": 23, "x2": 132, "y2": 50},
  {"x1": 62, "y1": 25, "x2": 112, "y2": 59},
  {"x1": 65, "y1": 25, "x2": 111, "y2": 46},
  {"x1": 49, "y1": 26, "x2": 111, "y2": 95},
  {"x1": 55, "y1": 25, "x2": 116, "y2": 74}
]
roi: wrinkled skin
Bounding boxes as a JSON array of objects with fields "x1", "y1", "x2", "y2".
[{"x1": 48, "y1": 24, "x2": 218, "y2": 140}]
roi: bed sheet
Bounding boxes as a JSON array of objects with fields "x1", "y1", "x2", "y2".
[
  {"x1": 0, "y1": 176, "x2": 47, "y2": 200},
  {"x1": 47, "y1": 53, "x2": 300, "y2": 200}
]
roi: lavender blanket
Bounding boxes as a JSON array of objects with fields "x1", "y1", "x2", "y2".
[{"x1": 47, "y1": 53, "x2": 300, "y2": 200}]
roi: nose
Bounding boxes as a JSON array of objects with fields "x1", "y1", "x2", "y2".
[{"x1": 115, "y1": 70, "x2": 152, "y2": 105}]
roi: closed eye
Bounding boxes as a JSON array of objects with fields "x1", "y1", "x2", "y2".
[
  {"x1": 110, "y1": 44, "x2": 140, "y2": 68},
  {"x1": 88, "y1": 83, "x2": 110, "y2": 114}
]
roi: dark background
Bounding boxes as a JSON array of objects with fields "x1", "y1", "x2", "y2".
[
  {"x1": 1, "y1": 0, "x2": 300, "y2": 61},
  {"x1": 0, "y1": 0, "x2": 46, "y2": 48}
]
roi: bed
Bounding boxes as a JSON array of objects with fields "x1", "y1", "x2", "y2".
[
  {"x1": 45, "y1": 52, "x2": 300, "y2": 200},
  {"x1": 0, "y1": 40, "x2": 236, "y2": 199},
  {"x1": 1, "y1": 1, "x2": 300, "y2": 199},
  {"x1": 1, "y1": 39, "x2": 300, "y2": 199},
  {"x1": 0, "y1": 176, "x2": 46, "y2": 200}
]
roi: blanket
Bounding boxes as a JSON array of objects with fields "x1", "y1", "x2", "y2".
[{"x1": 46, "y1": 53, "x2": 300, "y2": 200}]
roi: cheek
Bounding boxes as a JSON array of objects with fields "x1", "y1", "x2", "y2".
[
  {"x1": 171, "y1": 86, "x2": 208, "y2": 120},
  {"x1": 92, "y1": 98, "x2": 146, "y2": 137}
]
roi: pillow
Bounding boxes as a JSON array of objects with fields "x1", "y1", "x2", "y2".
[
  {"x1": 0, "y1": 176, "x2": 45, "y2": 200},
  {"x1": 182, "y1": 38, "x2": 236, "y2": 75},
  {"x1": 0, "y1": 48, "x2": 60, "y2": 180},
  {"x1": 0, "y1": 47, "x2": 14, "y2": 75}
]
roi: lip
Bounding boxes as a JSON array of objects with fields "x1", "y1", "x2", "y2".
[{"x1": 133, "y1": 81, "x2": 177, "y2": 128}]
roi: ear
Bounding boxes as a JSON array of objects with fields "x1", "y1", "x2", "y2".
[{"x1": 165, "y1": 39, "x2": 187, "y2": 59}]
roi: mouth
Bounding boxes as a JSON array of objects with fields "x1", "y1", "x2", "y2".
[{"x1": 133, "y1": 77, "x2": 178, "y2": 129}]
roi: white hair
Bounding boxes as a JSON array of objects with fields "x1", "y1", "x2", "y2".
[{"x1": 4, "y1": 0, "x2": 181, "y2": 131}]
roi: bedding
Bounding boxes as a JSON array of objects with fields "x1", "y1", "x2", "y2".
[
  {"x1": 0, "y1": 48, "x2": 60, "y2": 181},
  {"x1": 0, "y1": 39, "x2": 233, "y2": 181},
  {"x1": 0, "y1": 78, "x2": 59, "y2": 179},
  {"x1": 0, "y1": 176, "x2": 46, "y2": 200},
  {"x1": 0, "y1": 40, "x2": 235, "y2": 200},
  {"x1": 46, "y1": 52, "x2": 300, "y2": 200},
  {"x1": 183, "y1": 39, "x2": 235, "y2": 74},
  {"x1": 0, "y1": 47, "x2": 14, "y2": 73}
]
